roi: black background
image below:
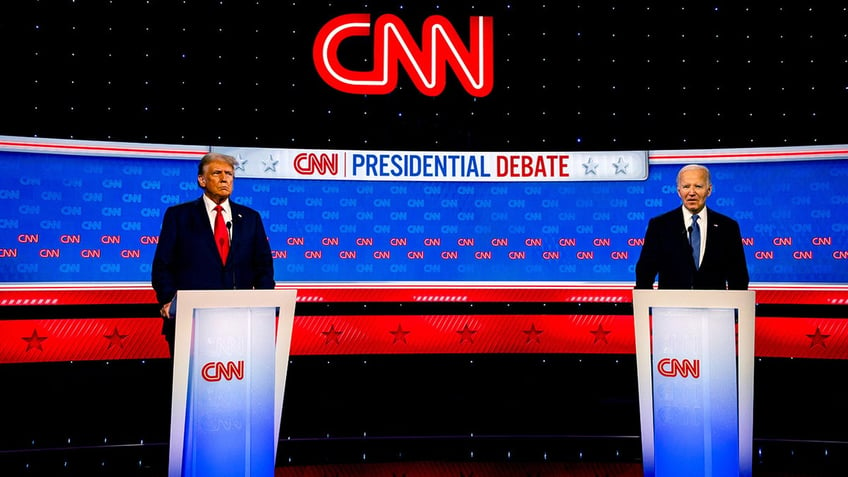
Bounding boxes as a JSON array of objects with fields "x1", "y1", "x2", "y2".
[
  {"x1": 2, "y1": 1, "x2": 848, "y2": 475},
  {"x1": 2, "y1": 1, "x2": 848, "y2": 151}
]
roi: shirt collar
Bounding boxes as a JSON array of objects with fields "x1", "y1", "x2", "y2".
[
  {"x1": 681, "y1": 205, "x2": 708, "y2": 223},
  {"x1": 202, "y1": 195, "x2": 230, "y2": 215}
]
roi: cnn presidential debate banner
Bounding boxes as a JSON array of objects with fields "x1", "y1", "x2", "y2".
[{"x1": 0, "y1": 135, "x2": 847, "y2": 286}]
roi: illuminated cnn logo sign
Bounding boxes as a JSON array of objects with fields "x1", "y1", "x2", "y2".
[
  {"x1": 313, "y1": 14, "x2": 494, "y2": 97},
  {"x1": 202, "y1": 360, "x2": 245, "y2": 382},
  {"x1": 657, "y1": 358, "x2": 700, "y2": 378}
]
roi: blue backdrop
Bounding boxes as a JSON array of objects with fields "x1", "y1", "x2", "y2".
[{"x1": 2, "y1": 149, "x2": 846, "y2": 284}]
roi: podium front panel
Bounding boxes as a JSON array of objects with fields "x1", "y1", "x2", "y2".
[
  {"x1": 651, "y1": 307, "x2": 739, "y2": 477},
  {"x1": 632, "y1": 289, "x2": 755, "y2": 477},
  {"x1": 168, "y1": 289, "x2": 297, "y2": 477},
  {"x1": 182, "y1": 306, "x2": 276, "y2": 476}
]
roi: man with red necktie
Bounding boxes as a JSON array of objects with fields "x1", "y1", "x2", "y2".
[{"x1": 152, "y1": 152, "x2": 276, "y2": 355}]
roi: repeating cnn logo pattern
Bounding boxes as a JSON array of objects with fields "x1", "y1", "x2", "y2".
[
  {"x1": 202, "y1": 360, "x2": 245, "y2": 382},
  {"x1": 657, "y1": 358, "x2": 700, "y2": 379},
  {"x1": 314, "y1": 14, "x2": 494, "y2": 97},
  {"x1": 4, "y1": 156, "x2": 848, "y2": 284}
]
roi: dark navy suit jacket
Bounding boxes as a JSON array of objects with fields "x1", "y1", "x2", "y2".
[
  {"x1": 151, "y1": 197, "x2": 275, "y2": 307},
  {"x1": 635, "y1": 207, "x2": 749, "y2": 290}
]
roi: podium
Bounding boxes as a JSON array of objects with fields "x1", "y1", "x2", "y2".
[
  {"x1": 167, "y1": 289, "x2": 298, "y2": 477},
  {"x1": 632, "y1": 290, "x2": 755, "y2": 477}
]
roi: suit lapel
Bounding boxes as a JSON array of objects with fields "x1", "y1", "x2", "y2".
[
  {"x1": 675, "y1": 210, "x2": 698, "y2": 271},
  {"x1": 193, "y1": 198, "x2": 223, "y2": 263},
  {"x1": 674, "y1": 212, "x2": 690, "y2": 249},
  {"x1": 227, "y1": 203, "x2": 244, "y2": 260},
  {"x1": 701, "y1": 217, "x2": 720, "y2": 267}
]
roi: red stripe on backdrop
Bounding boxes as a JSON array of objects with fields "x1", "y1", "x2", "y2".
[
  {"x1": 755, "y1": 317, "x2": 848, "y2": 359},
  {"x1": 0, "y1": 139, "x2": 206, "y2": 156},
  {"x1": 293, "y1": 286, "x2": 636, "y2": 303},
  {"x1": 3, "y1": 314, "x2": 848, "y2": 363},
  {"x1": 0, "y1": 287, "x2": 157, "y2": 305},
  {"x1": 0, "y1": 286, "x2": 637, "y2": 305},
  {"x1": 291, "y1": 314, "x2": 635, "y2": 355},
  {"x1": 1, "y1": 285, "x2": 847, "y2": 305},
  {"x1": 1, "y1": 286, "x2": 848, "y2": 363},
  {"x1": 648, "y1": 148, "x2": 848, "y2": 161},
  {"x1": 0, "y1": 317, "x2": 170, "y2": 363}
]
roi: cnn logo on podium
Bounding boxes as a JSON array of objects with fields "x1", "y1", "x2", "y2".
[
  {"x1": 201, "y1": 360, "x2": 245, "y2": 382},
  {"x1": 657, "y1": 358, "x2": 700, "y2": 379}
]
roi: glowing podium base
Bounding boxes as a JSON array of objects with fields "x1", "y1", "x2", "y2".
[
  {"x1": 632, "y1": 289, "x2": 755, "y2": 477},
  {"x1": 167, "y1": 289, "x2": 297, "y2": 477}
]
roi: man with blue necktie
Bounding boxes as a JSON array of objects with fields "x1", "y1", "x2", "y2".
[{"x1": 635, "y1": 164, "x2": 749, "y2": 290}]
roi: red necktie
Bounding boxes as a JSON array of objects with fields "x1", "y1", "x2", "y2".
[{"x1": 213, "y1": 205, "x2": 229, "y2": 265}]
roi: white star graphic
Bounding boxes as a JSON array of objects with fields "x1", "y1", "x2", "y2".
[
  {"x1": 582, "y1": 157, "x2": 599, "y2": 175},
  {"x1": 263, "y1": 155, "x2": 279, "y2": 173},
  {"x1": 612, "y1": 157, "x2": 629, "y2": 175}
]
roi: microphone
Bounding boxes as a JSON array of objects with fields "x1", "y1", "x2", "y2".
[{"x1": 226, "y1": 221, "x2": 235, "y2": 288}]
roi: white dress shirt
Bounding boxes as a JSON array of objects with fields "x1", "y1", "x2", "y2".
[{"x1": 202, "y1": 195, "x2": 232, "y2": 240}]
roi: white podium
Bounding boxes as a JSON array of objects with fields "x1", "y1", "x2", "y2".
[
  {"x1": 632, "y1": 289, "x2": 755, "y2": 477},
  {"x1": 167, "y1": 289, "x2": 297, "y2": 477}
]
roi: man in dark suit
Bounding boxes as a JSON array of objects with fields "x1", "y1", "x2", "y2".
[
  {"x1": 635, "y1": 164, "x2": 749, "y2": 290},
  {"x1": 152, "y1": 152, "x2": 276, "y2": 355}
]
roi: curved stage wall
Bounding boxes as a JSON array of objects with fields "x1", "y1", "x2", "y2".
[
  {"x1": 1, "y1": 135, "x2": 847, "y2": 362},
  {"x1": 1, "y1": 136, "x2": 846, "y2": 285}
]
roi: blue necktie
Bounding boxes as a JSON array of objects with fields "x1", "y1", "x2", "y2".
[{"x1": 690, "y1": 214, "x2": 701, "y2": 270}]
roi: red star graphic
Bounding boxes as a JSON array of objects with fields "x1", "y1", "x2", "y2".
[
  {"x1": 522, "y1": 323, "x2": 544, "y2": 344},
  {"x1": 104, "y1": 326, "x2": 129, "y2": 349},
  {"x1": 807, "y1": 327, "x2": 831, "y2": 348},
  {"x1": 457, "y1": 324, "x2": 477, "y2": 344},
  {"x1": 590, "y1": 324, "x2": 611, "y2": 344},
  {"x1": 22, "y1": 329, "x2": 48, "y2": 352},
  {"x1": 321, "y1": 324, "x2": 343, "y2": 345},
  {"x1": 390, "y1": 323, "x2": 410, "y2": 344}
]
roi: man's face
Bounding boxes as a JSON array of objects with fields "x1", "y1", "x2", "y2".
[
  {"x1": 198, "y1": 159, "x2": 234, "y2": 203},
  {"x1": 677, "y1": 168, "x2": 712, "y2": 214}
]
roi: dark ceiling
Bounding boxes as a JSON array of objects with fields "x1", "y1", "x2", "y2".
[{"x1": 2, "y1": 0, "x2": 847, "y2": 151}]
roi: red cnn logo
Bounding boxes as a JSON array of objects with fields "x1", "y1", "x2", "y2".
[
  {"x1": 202, "y1": 360, "x2": 245, "y2": 382},
  {"x1": 294, "y1": 152, "x2": 339, "y2": 176},
  {"x1": 313, "y1": 14, "x2": 494, "y2": 97},
  {"x1": 657, "y1": 358, "x2": 700, "y2": 378}
]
